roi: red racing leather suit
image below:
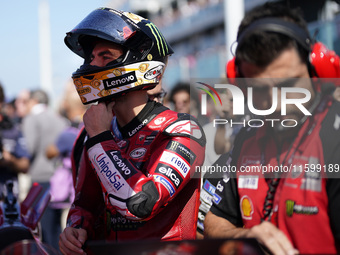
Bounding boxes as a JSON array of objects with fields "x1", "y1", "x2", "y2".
[{"x1": 67, "y1": 101, "x2": 206, "y2": 241}]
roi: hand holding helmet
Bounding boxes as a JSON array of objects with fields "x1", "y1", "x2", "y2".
[{"x1": 83, "y1": 101, "x2": 115, "y2": 138}]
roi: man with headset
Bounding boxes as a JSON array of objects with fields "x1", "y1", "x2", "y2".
[
  {"x1": 58, "y1": 8, "x2": 205, "y2": 255},
  {"x1": 203, "y1": 3, "x2": 340, "y2": 254}
]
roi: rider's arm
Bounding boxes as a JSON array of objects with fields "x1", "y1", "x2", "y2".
[{"x1": 85, "y1": 128, "x2": 205, "y2": 220}]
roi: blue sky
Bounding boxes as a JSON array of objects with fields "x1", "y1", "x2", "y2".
[{"x1": 0, "y1": 0, "x2": 113, "y2": 103}]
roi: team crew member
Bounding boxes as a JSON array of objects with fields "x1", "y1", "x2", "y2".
[
  {"x1": 203, "y1": 3, "x2": 340, "y2": 255},
  {"x1": 59, "y1": 8, "x2": 205, "y2": 255}
]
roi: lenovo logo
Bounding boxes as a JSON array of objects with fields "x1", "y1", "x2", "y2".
[{"x1": 103, "y1": 72, "x2": 137, "y2": 89}]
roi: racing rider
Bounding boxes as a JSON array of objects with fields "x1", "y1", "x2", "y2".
[{"x1": 59, "y1": 8, "x2": 205, "y2": 255}]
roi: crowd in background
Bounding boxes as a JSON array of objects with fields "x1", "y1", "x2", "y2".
[{"x1": 0, "y1": 81, "x2": 86, "y2": 251}]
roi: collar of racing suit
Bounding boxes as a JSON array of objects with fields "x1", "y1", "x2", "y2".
[{"x1": 115, "y1": 100, "x2": 168, "y2": 139}]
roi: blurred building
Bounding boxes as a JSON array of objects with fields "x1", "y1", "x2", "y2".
[{"x1": 106, "y1": 0, "x2": 340, "y2": 89}]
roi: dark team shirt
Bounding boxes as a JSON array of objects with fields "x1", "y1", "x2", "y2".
[{"x1": 207, "y1": 97, "x2": 340, "y2": 254}]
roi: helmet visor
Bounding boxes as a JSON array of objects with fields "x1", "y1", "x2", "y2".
[{"x1": 65, "y1": 8, "x2": 138, "y2": 58}]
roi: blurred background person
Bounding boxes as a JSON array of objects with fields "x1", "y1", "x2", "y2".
[
  {"x1": 3, "y1": 98, "x2": 17, "y2": 123},
  {"x1": 212, "y1": 89, "x2": 242, "y2": 156},
  {"x1": 201, "y1": 88, "x2": 240, "y2": 168},
  {"x1": 0, "y1": 82, "x2": 30, "y2": 198},
  {"x1": 169, "y1": 82, "x2": 191, "y2": 113},
  {"x1": 22, "y1": 89, "x2": 68, "y2": 251},
  {"x1": 45, "y1": 81, "x2": 87, "y2": 234},
  {"x1": 13, "y1": 89, "x2": 32, "y2": 201},
  {"x1": 169, "y1": 81, "x2": 209, "y2": 125},
  {"x1": 14, "y1": 89, "x2": 30, "y2": 126},
  {"x1": 58, "y1": 80, "x2": 87, "y2": 128}
]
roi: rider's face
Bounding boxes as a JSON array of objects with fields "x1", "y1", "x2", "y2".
[{"x1": 90, "y1": 40, "x2": 124, "y2": 67}]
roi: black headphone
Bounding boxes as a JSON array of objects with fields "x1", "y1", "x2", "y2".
[{"x1": 237, "y1": 17, "x2": 312, "y2": 51}]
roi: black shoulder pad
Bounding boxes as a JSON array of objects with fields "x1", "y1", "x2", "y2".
[
  {"x1": 126, "y1": 181, "x2": 159, "y2": 218},
  {"x1": 163, "y1": 113, "x2": 206, "y2": 147}
]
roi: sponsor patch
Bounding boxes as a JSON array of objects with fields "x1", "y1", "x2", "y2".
[
  {"x1": 203, "y1": 180, "x2": 216, "y2": 195},
  {"x1": 198, "y1": 211, "x2": 205, "y2": 222},
  {"x1": 138, "y1": 134, "x2": 146, "y2": 142},
  {"x1": 166, "y1": 140, "x2": 196, "y2": 164},
  {"x1": 144, "y1": 134, "x2": 157, "y2": 145},
  {"x1": 159, "y1": 151, "x2": 190, "y2": 178},
  {"x1": 128, "y1": 119, "x2": 148, "y2": 137},
  {"x1": 197, "y1": 220, "x2": 204, "y2": 231},
  {"x1": 300, "y1": 157, "x2": 322, "y2": 192},
  {"x1": 123, "y1": 26, "x2": 133, "y2": 39},
  {"x1": 153, "y1": 117, "x2": 166, "y2": 126},
  {"x1": 103, "y1": 71, "x2": 137, "y2": 89},
  {"x1": 145, "y1": 23, "x2": 169, "y2": 56},
  {"x1": 300, "y1": 176, "x2": 322, "y2": 192},
  {"x1": 109, "y1": 212, "x2": 145, "y2": 231},
  {"x1": 286, "y1": 200, "x2": 319, "y2": 217},
  {"x1": 238, "y1": 175, "x2": 259, "y2": 190},
  {"x1": 129, "y1": 147, "x2": 147, "y2": 159},
  {"x1": 116, "y1": 139, "x2": 128, "y2": 150},
  {"x1": 144, "y1": 65, "x2": 164, "y2": 80},
  {"x1": 134, "y1": 131, "x2": 156, "y2": 146},
  {"x1": 124, "y1": 12, "x2": 145, "y2": 24},
  {"x1": 199, "y1": 202, "x2": 212, "y2": 214},
  {"x1": 216, "y1": 182, "x2": 224, "y2": 192},
  {"x1": 241, "y1": 156, "x2": 261, "y2": 166},
  {"x1": 77, "y1": 87, "x2": 91, "y2": 95},
  {"x1": 108, "y1": 150, "x2": 138, "y2": 180},
  {"x1": 222, "y1": 176, "x2": 230, "y2": 183},
  {"x1": 200, "y1": 189, "x2": 213, "y2": 206},
  {"x1": 164, "y1": 120, "x2": 203, "y2": 140},
  {"x1": 94, "y1": 153, "x2": 125, "y2": 191},
  {"x1": 240, "y1": 195, "x2": 254, "y2": 220},
  {"x1": 154, "y1": 175, "x2": 175, "y2": 197},
  {"x1": 213, "y1": 193, "x2": 222, "y2": 205},
  {"x1": 155, "y1": 163, "x2": 183, "y2": 188}
]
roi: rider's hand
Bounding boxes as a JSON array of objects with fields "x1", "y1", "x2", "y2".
[
  {"x1": 83, "y1": 101, "x2": 115, "y2": 138},
  {"x1": 59, "y1": 227, "x2": 87, "y2": 255}
]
